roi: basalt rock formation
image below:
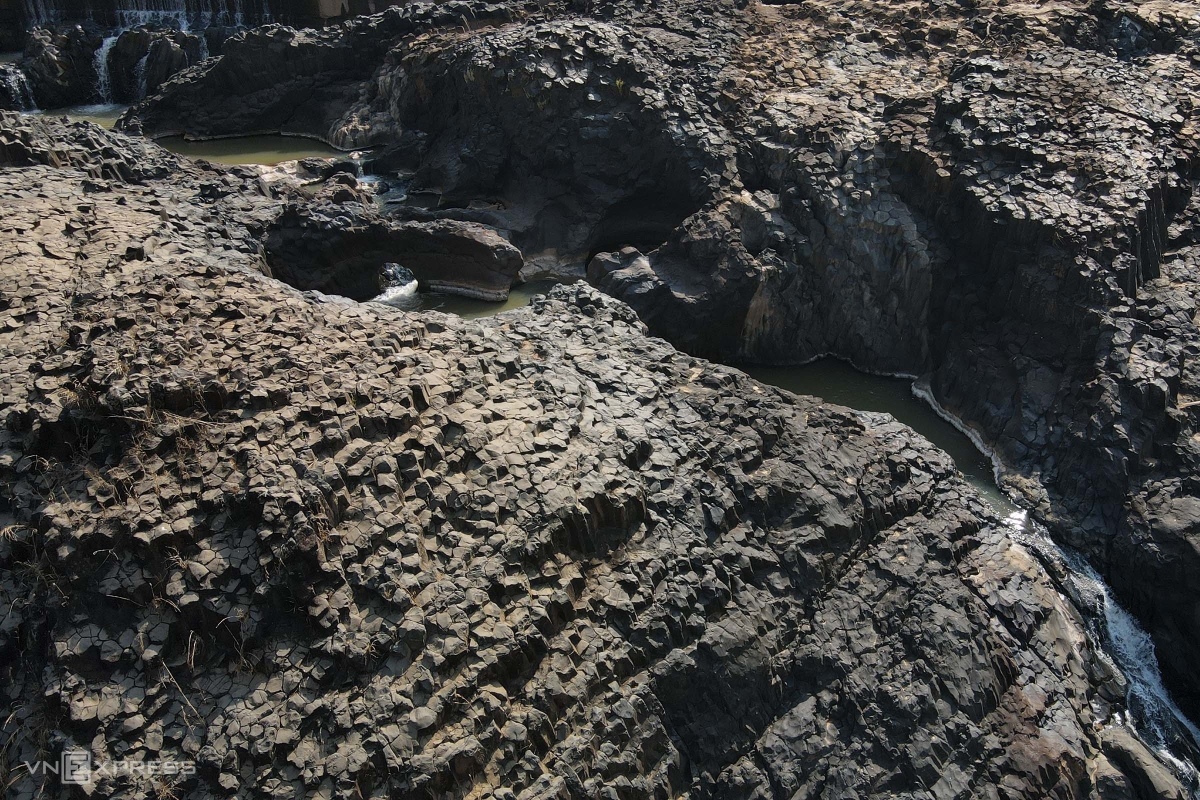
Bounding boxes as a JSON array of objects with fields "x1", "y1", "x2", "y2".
[
  {"x1": 0, "y1": 64, "x2": 36, "y2": 111},
  {"x1": 263, "y1": 189, "x2": 525, "y2": 301},
  {"x1": 124, "y1": 0, "x2": 1200, "y2": 728},
  {"x1": 21, "y1": 25, "x2": 104, "y2": 108},
  {"x1": 106, "y1": 26, "x2": 205, "y2": 104},
  {"x1": 0, "y1": 111, "x2": 1193, "y2": 800}
]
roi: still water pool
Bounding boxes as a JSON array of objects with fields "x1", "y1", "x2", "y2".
[{"x1": 25, "y1": 105, "x2": 342, "y2": 165}]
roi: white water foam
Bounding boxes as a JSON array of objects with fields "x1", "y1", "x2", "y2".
[
  {"x1": 112, "y1": 1, "x2": 251, "y2": 30},
  {"x1": 1004, "y1": 512, "x2": 1200, "y2": 795},
  {"x1": 909, "y1": 377, "x2": 1200, "y2": 794},
  {"x1": 92, "y1": 34, "x2": 119, "y2": 103},
  {"x1": 911, "y1": 379, "x2": 1007, "y2": 486},
  {"x1": 27, "y1": 1, "x2": 257, "y2": 32},
  {"x1": 368, "y1": 279, "x2": 420, "y2": 309}
]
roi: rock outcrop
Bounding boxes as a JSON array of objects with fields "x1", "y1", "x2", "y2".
[
  {"x1": 0, "y1": 64, "x2": 36, "y2": 111},
  {"x1": 264, "y1": 193, "x2": 525, "y2": 301},
  {"x1": 124, "y1": 0, "x2": 1200, "y2": 727},
  {"x1": 1, "y1": 111, "x2": 1193, "y2": 800},
  {"x1": 21, "y1": 25, "x2": 104, "y2": 108},
  {"x1": 106, "y1": 26, "x2": 205, "y2": 103}
]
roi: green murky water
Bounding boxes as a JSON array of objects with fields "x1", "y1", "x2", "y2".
[
  {"x1": 15, "y1": 99, "x2": 1011, "y2": 512},
  {"x1": 744, "y1": 361, "x2": 1014, "y2": 513},
  {"x1": 24, "y1": 105, "x2": 342, "y2": 165},
  {"x1": 154, "y1": 134, "x2": 342, "y2": 166},
  {"x1": 29, "y1": 103, "x2": 127, "y2": 128},
  {"x1": 419, "y1": 284, "x2": 1012, "y2": 512}
]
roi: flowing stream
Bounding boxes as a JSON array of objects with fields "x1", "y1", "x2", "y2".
[
  {"x1": 1007, "y1": 511, "x2": 1200, "y2": 792},
  {"x1": 370, "y1": 294, "x2": 1200, "y2": 791},
  {"x1": 743, "y1": 359, "x2": 1200, "y2": 796},
  {"x1": 93, "y1": 34, "x2": 119, "y2": 103}
]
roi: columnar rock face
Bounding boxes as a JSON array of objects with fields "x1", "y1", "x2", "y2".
[
  {"x1": 0, "y1": 112, "x2": 1191, "y2": 800},
  {"x1": 124, "y1": 0, "x2": 1200, "y2": 725},
  {"x1": 21, "y1": 25, "x2": 104, "y2": 107},
  {"x1": 107, "y1": 26, "x2": 204, "y2": 103},
  {"x1": 0, "y1": 63, "x2": 36, "y2": 110}
]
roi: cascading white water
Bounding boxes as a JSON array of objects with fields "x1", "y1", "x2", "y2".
[
  {"x1": 2, "y1": 67, "x2": 37, "y2": 110},
  {"x1": 908, "y1": 378, "x2": 1200, "y2": 794},
  {"x1": 1003, "y1": 511, "x2": 1200, "y2": 795},
  {"x1": 26, "y1": 1, "x2": 261, "y2": 32},
  {"x1": 92, "y1": 33, "x2": 118, "y2": 102},
  {"x1": 369, "y1": 263, "x2": 421, "y2": 309}
]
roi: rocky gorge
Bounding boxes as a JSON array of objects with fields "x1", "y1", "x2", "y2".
[
  {"x1": 112, "y1": 0, "x2": 1200, "y2": 733},
  {"x1": 1, "y1": 0, "x2": 1199, "y2": 798}
]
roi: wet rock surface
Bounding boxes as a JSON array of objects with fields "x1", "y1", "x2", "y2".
[
  {"x1": 0, "y1": 64, "x2": 36, "y2": 112},
  {"x1": 1, "y1": 113, "x2": 1190, "y2": 799},
  {"x1": 125, "y1": 0, "x2": 1200, "y2": 724}
]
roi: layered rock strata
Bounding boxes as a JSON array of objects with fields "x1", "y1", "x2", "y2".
[
  {"x1": 1, "y1": 113, "x2": 1193, "y2": 800},
  {"x1": 122, "y1": 0, "x2": 1200, "y2": 724},
  {"x1": 263, "y1": 192, "x2": 525, "y2": 301}
]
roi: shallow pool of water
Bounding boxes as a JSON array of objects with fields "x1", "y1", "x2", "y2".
[
  {"x1": 379, "y1": 284, "x2": 1012, "y2": 510},
  {"x1": 155, "y1": 134, "x2": 343, "y2": 166},
  {"x1": 29, "y1": 103, "x2": 127, "y2": 128},
  {"x1": 22, "y1": 106, "x2": 344, "y2": 165},
  {"x1": 744, "y1": 360, "x2": 1014, "y2": 512}
]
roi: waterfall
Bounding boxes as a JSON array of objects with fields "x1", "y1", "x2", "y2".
[
  {"x1": 369, "y1": 264, "x2": 421, "y2": 309},
  {"x1": 908, "y1": 380, "x2": 1200, "y2": 792},
  {"x1": 2, "y1": 67, "x2": 37, "y2": 110},
  {"x1": 24, "y1": 2, "x2": 266, "y2": 31},
  {"x1": 1005, "y1": 511, "x2": 1200, "y2": 795},
  {"x1": 108, "y1": 1, "x2": 256, "y2": 31},
  {"x1": 93, "y1": 33, "x2": 118, "y2": 103},
  {"x1": 134, "y1": 51, "x2": 149, "y2": 100}
]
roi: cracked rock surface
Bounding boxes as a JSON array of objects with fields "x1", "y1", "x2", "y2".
[
  {"x1": 123, "y1": 0, "x2": 1200, "y2": 724},
  {"x1": 0, "y1": 114, "x2": 1190, "y2": 798}
]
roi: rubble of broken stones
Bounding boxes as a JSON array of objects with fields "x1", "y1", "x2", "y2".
[
  {"x1": 1, "y1": 112, "x2": 1195, "y2": 799},
  {"x1": 121, "y1": 0, "x2": 1200, "y2": 728}
]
